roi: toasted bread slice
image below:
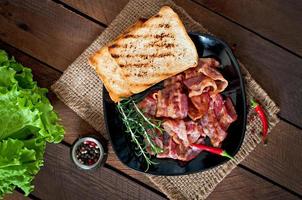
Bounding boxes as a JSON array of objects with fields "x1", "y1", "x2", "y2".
[
  {"x1": 110, "y1": 19, "x2": 146, "y2": 45},
  {"x1": 89, "y1": 6, "x2": 198, "y2": 102},
  {"x1": 88, "y1": 20, "x2": 146, "y2": 102},
  {"x1": 108, "y1": 6, "x2": 198, "y2": 94},
  {"x1": 89, "y1": 46, "x2": 132, "y2": 102}
]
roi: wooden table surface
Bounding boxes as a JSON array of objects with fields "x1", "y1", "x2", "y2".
[{"x1": 1, "y1": 0, "x2": 302, "y2": 199}]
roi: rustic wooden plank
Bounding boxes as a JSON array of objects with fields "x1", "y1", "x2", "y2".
[
  {"x1": 32, "y1": 143, "x2": 166, "y2": 200},
  {"x1": 59, "y1": 0, "x2": 302, "y2": 57},
  {"x1": 195, "y1": 0, "x2": 302, "y2": 56},
  {"x1": 242, "y1": 121, "x2": 302, "y2": 194},
  {"x1": 2, "y1": 40, "x2": 302, "y2": 198},
  {"x1": 4, "y1": 0, "x2": 300, "y2": 128},
  {"x1": 0, "y1": 0, "x2": 103, "y2": 71},
  {"x1": 0, "y1": 41, "x2": 160, "y2": 193},
  {"x1": 3, "y1": 191, "x2": 31, "y2": 200},
  {"x1": 60, "y1": 0, "x2": 129, "y2": 24},
  {"x1": 208, "y1": 167, "x2": 299, "y2": 200},
  {"x1": 1, "y1": 0, "x2": 302, "y2": 196}
]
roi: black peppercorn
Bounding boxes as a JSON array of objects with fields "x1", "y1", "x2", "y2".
[
  {"x1": 75, "y1": 141, "x2": 101, "y2": 166},
  {"x1": 71, "y1": 137, "x2": 107, "y2": 170}
]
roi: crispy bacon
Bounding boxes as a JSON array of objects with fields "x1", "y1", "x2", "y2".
[
  {"x1": 157, "y1": 139, "x2": 205, "y2": 161},
  {"x1": 188, "y1": 101, "x2": 203, "y2": 121},
  {"x1": 212, "y1": 94, "x2": 237, "y2": 131},
  {"x1": 156, "y1": 83, "x2": 188, "y2": 119},
  {"x1": 162, "y1": 120, "x2": 205, "y2": 147},
  {"x1": 183, "y1": 75, "x2": 218, "y2": 97},
  {"x1": 157, "y1": 135, "x2": 178, "y2": 159},
  {"x1": 199, "y1": 65, "x2": 228, "y2": 93},
  {"x1": 172, "y1": 135, "x2": 183, "y2": 145},
  {"x1": 164, "y1": 74, "x2": 184, "y2": 87},
  {"x1": 137, "y1": 91, "x2": 158, "y2": 116},
  {"x1": 162, "y1": 120, "x2": 189, "y2": 147},
  {"x1": 184, "y1": 66, "x2": 200, "y2": 79},
  {"x1": 178, "y1": 146, "x2": 202, "y2": 161},
  {"x1": 184, "y1": 58, "x2": 220, "y2": 79},
  {"x1": 225, "y1": 98, "x2": 237, "y2": 121},
  {"x1": 188, "y1": 93, "x2": 211, "y2": 121},
  {"x1": 185, "y1": 121, "x2": 205, "y2": 144},
  {"x1": 204, "y1": 57, "x2": 220, "y2": 68},
  {"x1": 158, "y1": 121, "x2": 205, "y2": 161},
  {"x1": 191, "y1": 93, "x2": 210, "y2": 113},
  {"x1": 183, "y1": 58, "x2": 227, "y2": 96},
  {"x1": 138, "y1": 57, "x2": 237, "y2": 161},
  {"x1": 160, "y1": 120, "x2": 206, "y2": 160},
  {"x1": 199, "y1": 94, "x2": 232, "y2": 147},
  {"x1": 175, "y1": 143, "x2": 195, "y2": 161}
]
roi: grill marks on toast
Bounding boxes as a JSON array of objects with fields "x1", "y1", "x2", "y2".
[
  {"x1": 109, "y1": 42, "x2": 175, "y2": 49},
  {"x1": 120, "y1": 63, "x2": 151, "y2": 68},
  {"x1": 123, "y1": 69, "x2": 175, "y2": 78},
  {"x1": 109, "y1": 6, "x2": 197, "y2": 93},
  {"x1": 158, "y1": 24, "x2": 171, "y2": 28},
  {"x1": 108, "y1": 22, "x2": 177, "y2": 71},
  {"x1": 121, "y1": 32, "x2": 173, "y2": 39},
  {"x1": 111, "y1": 52, "x2": 173, "y2": 60},
  {"x1": 147, "y1": 41, "x2": 175, "y2": 48},
  {"x1": 89, "y1": 6, "x2": 199, "y2": 100}
]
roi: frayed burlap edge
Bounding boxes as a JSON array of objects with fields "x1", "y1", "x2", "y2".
[{"x1": 51, "y1": 0, "x2": 280, "y2": 199}]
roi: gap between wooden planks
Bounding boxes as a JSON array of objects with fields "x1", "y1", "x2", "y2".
[
  {"x1": 1, "y1": 39, "x2": 301, "y2": 200},
  {"x1": 57, "y1": 0, "x2": 302, "y2": 128},
  {"x1": 1, "y1": 0, "x2": 301, "y2": 127},
  {"x1": 0, "y1": 0, "x2": 302, "y2": 198},
  {"x1": 0, "y1": 42, "x2": 298, "y2": 200},
  {"x1": 61, "y1": 0, "x2": 302, "y2": 59},
  {"x1": 32, "y1": 143, "x2": 166, "y2": 200},
  {"x1": 193, "y1": 0, "x2": 302, "y2": 58}
]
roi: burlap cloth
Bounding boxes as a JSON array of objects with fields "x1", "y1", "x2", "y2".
[{"x1": 51, "y1": 0, "x2": 280, "y2": 199}]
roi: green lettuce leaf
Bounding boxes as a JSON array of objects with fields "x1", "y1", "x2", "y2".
[{"x1": 0, "y1": 50, "x2": 64, "y2": 197}]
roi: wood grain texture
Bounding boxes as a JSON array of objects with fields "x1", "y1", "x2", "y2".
[
  {"x1": 0, "y1": 0, "x2": 103, "y2": 71},
  {"x1": 3, "y1": 0, "x2": 300, "y2": 127},
  {"x1": 32, "y1": 143, "x2": 166, "y2": 200},
  {"x1": 3, "y1": 192, "x2": 31, "y2": 200},
  {"x1": 242, "y1": 121, "x2": 302, "y2": 194},
  {"x1": 174, "y1": 0, "x2": 302, "y2": 127},
  {"x1": 0, "y1": 41, "x2": 160, "y2": 193},
  {"x1": 61, "y1": 0, "x2": 129, "y2": 24},
  {"x1": 208, "y1": 167, "x2": 299, "y2": 200},
  {"x1": 1, "y1": 0, "x2": 302, "y2": 198},
  {"x1": 195, "y1": 0, "x2": 302, "y2": 56},
  {"x1": 2, "y1": 40, "x2": 302, "y2": 198}
]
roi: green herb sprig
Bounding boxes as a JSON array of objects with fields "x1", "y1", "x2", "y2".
[{"x1": 117, "y1": 98, "x2": 163, "y2": 171}]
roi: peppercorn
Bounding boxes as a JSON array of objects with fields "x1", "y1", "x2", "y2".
[{"x1": 75, "y1": 141, "x2": 101, "y2": 166}]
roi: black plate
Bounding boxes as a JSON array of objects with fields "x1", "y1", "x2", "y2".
[{"x1": 103, "y1": 33, "x2": 247, "y2": 175}]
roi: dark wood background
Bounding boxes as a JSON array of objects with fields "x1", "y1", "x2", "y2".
[{"x1": 1, "y1": 0, "x2": 301, "y2": 199}]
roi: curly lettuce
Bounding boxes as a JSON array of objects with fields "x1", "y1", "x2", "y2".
[{"x1": 0, "y1": 50, "x2": 64, "y2": 197}]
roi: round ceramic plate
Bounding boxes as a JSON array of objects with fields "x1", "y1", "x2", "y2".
[{"x1": 103, "y1": 33, "x2": 247, "y2": 175}]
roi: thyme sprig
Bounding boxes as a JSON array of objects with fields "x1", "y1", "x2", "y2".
[
  {"x1": 117, "y1": 98, "x2": 163, "y2": 171},
  {"x1": 132, "y1": 102, "x2": 163, "y2": 135}
]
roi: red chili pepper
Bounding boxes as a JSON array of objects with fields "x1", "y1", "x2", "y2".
[
  {"x1": 191, "y1": 143, "x2": 234, "y2": 160},
  {"x1": 251, "y1": 99, "x2": 268, "y2": 144}
]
